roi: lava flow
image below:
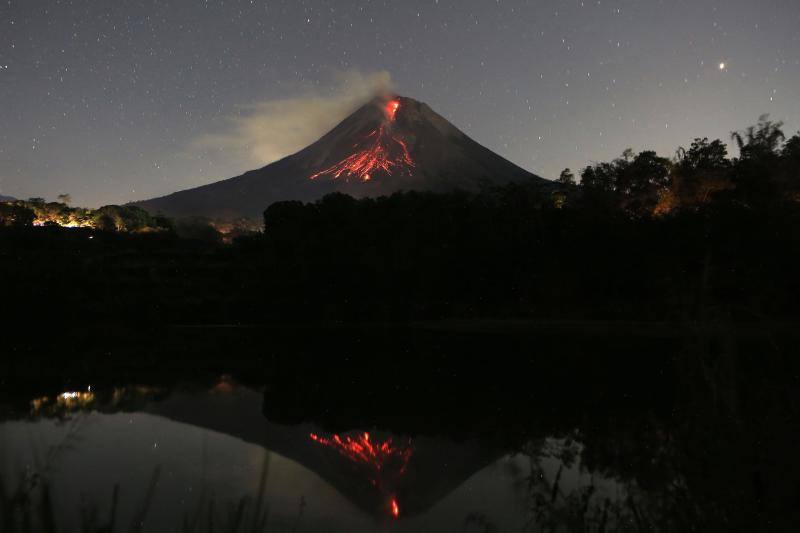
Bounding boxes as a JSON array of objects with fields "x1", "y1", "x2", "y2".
[
  {"x1": 309, "y1": 431, "x2": 413, "y2": 473},
  {"x1": 309, "y1": 431, "x2": 413, "y2": 518},
  {"x1": 309, "y1": 99, "x2": 414, "y2": 182}
]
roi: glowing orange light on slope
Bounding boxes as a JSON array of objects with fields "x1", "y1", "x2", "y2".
[
  {"x1": 309, "y1": 431, "x2": 412, "y2": 473},
  {"x1": 309, "y1": 431, "x2": 412, "y2": 518},
  {"x1": 309, "y1": 99, "x2": 414, "y2": 182},
  {"x1": 386, "y1": 99, "x2": 400, "y2": 121},
  {"x1": 309, "y1": 125, "x2": 415, "y2": 182}
]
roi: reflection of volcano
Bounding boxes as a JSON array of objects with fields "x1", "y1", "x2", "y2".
[
  {"x1": 132, "y1": 383, "x2": 502, "y2": 520},
  {"x1": 133, "y1": 95, "x2": 544, "y2": 219},
  {"x1": 309, "y1": 431, "x2": 412, "y2": 517}
]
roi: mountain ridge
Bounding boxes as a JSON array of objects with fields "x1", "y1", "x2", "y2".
[{"x1": 133, "y1": 96, "x2": 546, "y2": 219}]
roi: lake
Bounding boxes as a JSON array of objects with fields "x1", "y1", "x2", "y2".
[{"x1": 2, "y1": 324, "x2": 798, "y2": 531}]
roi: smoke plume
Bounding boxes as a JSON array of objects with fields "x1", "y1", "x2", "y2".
[{"x1": 193, "y1": 70, "x2": 393, "y2": 166}]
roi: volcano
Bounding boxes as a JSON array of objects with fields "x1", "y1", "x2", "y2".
[{"x1": 133, "y1": 96, "x2": 545, "y2": 219}]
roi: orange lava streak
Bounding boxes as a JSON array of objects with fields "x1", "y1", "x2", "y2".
[
  {"x1": 386, "y1": 100, "x2": 400, "y2": 121},
  {"x1": 309, "y1": 99, "x2": 414, "y2": 182},
  {"x1": 310, "y1": 431, "x2": 411, "y2": 519},
  {"x1": 309, "y1": 431, "x2": 413, "y2": 472}
]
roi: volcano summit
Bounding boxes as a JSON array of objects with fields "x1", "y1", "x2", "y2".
[{"x1": 134, "y1": 96, "x2": 545, "y2": 219}]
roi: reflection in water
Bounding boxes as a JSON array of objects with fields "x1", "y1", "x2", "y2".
[
  {"x1": 28, "y1": 385, "x2": 166, "y2": 418},
  {"x1": 4, "y1": 324, "x2": 800, "y2": 533},
  {"x1": 308, "y1": 431, "x2": 412, "y2": 518},
  {"x1": 30, "y1": 389, "x2": 96, "y2": 415},
  {"x1": 308, "y1": 432, "x2": 413, "y2": 480},
  {"x1": 1, "y1": 381, "x2": 630, "y2": 532}
]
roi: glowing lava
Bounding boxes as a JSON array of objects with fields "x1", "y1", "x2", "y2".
[
  {"x1": 309, "y1": 431, "x2": 412, "y2": 518},
  {"x1": 309, "y1": 99, "x2": 415, "y2": 182},
  {"x1": 386, "y1": 99, "x2": 400, "y2": 121},
  {"x1": 309, "y1": 431, "x2": 412, "y2": 474}
]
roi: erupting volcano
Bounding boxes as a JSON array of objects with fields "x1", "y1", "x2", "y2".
[
  {"x1": 127, "y1": 383, "x2": 506, "y2": 522},
  {"x1": 309, "y1": 99, "x2": 414, "y2": 182},
  {"x1": 133, "y1": 95, "x2": 545, "y2": 219},
  {"x1": 310, "y1": 431, "x2": 412, "y2": 518},
  {"x1": 309, "y1": 431, "x2": 413, "y2": 479}
]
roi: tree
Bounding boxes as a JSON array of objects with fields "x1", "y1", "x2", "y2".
[
  {"x1": 558, "y1": 168, "x2": 576, "y2": 186},
  {"x1": 57, "y1": 194, "x2": 72, "y2": 205},
  {"x1": 0, "y1": 203, "x2": 35, "y2": 226},
  {"x1": 580, "y1": 163, "x2": 616, "y2": 192},
  {"x1": 731, "y1": 115, "x2": 785, "y2": 161},
  {"x1": 617, "y1": 151, "x2": 671, "y2": 216},
  {"x1": 779, "y1": 133, "x2": 800, "y2": 194},
  {"x1": 676, "y1": 138, "x2": 730, "y2": 172},
  {"x1": 617, "y1": 151, "x2": 671, "y2": 195},
  {"x1": 782, "y1": 133, "x2": 800, "y2": 162},
  {"x1": 728, "y1": 116, "x2": 788, "y2": 205},
  {"x1": 174, "y1": 217, "x2": 222, "y2": 243},
  {"x1": 579, "y1": 149, "x2": 671, "y2": 215},
  {"x1": 621, "y1": 148, "x2": 635, "y2": 162},
  {"x1": 669, "y1": 138, "x2": 733, "y2": 208},
  {"x1": 93, "y1": 205, "x2": 159, "y2": 232}
]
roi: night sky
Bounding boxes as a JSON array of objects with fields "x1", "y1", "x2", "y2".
[{"x1": 1, "y1": 0, "x2": 799, "y2": 207}]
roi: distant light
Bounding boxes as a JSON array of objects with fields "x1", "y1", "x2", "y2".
[{"x1": 719, "y1": 62, "x2": 726, "y2": 70}]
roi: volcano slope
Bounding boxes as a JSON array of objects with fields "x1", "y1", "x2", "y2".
[{"x1": 133, "y1": 96, "x2": 546, "y2": 219}]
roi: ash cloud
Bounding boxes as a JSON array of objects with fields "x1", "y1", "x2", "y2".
[{"x1": 192, "y1": 70, "x2": 393, "y2": 167}]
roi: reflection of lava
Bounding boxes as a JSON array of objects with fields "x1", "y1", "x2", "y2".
[
  {"x1": 309, "y1": 99, "x2": 414, "y2": 182},
  {"x1": 309, "y1": 431, "x2": 412, "y2": 518},
  {"x1": 309, "y1": 432, "x2": 413, "y2": 474}
]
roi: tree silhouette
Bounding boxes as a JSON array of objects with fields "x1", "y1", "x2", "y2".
[
  {"x1": 579, "y1": 150, "x2": 671, "y2": 215},
  {"x1": 727, "y1": 116, "x2": 789, "y2": 206},
  {"x1": 669, "y1": 138, "x2": 733, "y2": 208},
  {"x1": 783, "y1": 133, "x2": 800, "y2": 160},
  {"x1": 731, "y1": 114, "x2": 785, "y2": 160},
  {"x1": 558, "y1": 168, "x2": 576, "y2": 185},
  {"x1": 0, "y1": 203, "x2": 35, "y2": 226},
  {"x1": 579, "y1": 162, "x2": 616, "y2": 192},
  {"x1": 676, "y1": 138, "x2": 730, "y2": 172}
]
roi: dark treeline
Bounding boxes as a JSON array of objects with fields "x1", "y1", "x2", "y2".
[
  {"x1": 0, "y1": 198, "x2": 174, "y2": 232},
  {"x1": 0, "y1": 197, "x2": 260, "y2": 243},
  {"x1": 1, "y1": 116, "x2": 799, "y2": 326},
  {"x1": 257, "y1": 190, "x2": 798, "y2": 322},
  {"x1": 256, "y1": 115, "x2": 800, "y2": 321}
]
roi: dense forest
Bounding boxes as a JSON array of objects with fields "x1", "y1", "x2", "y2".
[{"x1": 1, "y1": 116, "x2": 799, "y2": 326}]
